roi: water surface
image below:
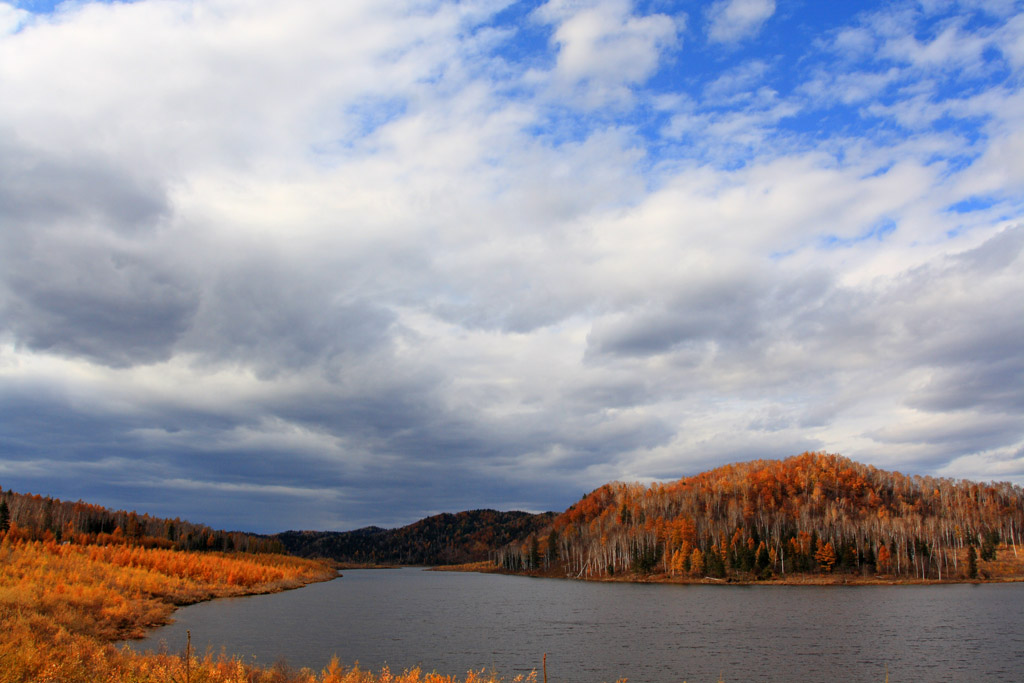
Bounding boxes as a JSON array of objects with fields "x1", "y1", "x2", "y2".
[{"x1": 129, "y1": 568, "x2": 1024, "y2": 682}]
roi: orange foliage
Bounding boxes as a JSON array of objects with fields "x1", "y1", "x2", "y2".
[
  {"x1": 0, "y1": 534, "x2": 529, "y2": 683},
  {"x1": 499, "y1": 452, "x2": 1024, "y2": 581},
  {"x1": 876, "y1": 543, "x2": 892, "y2": 573},
  {"x1": 815, "y1": 540, "x2": 837, "y2": 573}
]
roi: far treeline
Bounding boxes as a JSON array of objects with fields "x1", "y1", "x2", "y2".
[
  {"x1": 277, "y1": 509, "x2": 557, "y2": 566},
  {"x1": 494, "y1": 452, "x2": 1024, "y2": 581},
  {"x1": 0, "y1": 486, "x2": 286, "y2": 554}
]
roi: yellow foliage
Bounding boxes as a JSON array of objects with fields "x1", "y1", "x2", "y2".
[{"x1": 0, "y1": 535, "x2": 513, "y2": 683}]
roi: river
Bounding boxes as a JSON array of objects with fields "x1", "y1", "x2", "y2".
[{"x1": 127, "y1": 568, "x2": 1024, "y2": 682}]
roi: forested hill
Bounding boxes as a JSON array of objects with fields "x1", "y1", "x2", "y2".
[
  {"x1": 0, "y1": 484, "x2": 286, "y2": 553},
  {"x1": 277, "y1": 509, "x2": 557, "y2": 565},
  {"x1": 495, "y1": 452, "x2": 1024, "y2": 581}
]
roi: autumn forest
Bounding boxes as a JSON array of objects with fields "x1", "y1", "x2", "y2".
[{"x1": 495, "y1": 453, "x2": 1024, "y2": 583}]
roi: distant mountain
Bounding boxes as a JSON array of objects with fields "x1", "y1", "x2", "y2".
[
  {"x1": 495, "y1": 452, "x2": 1024, "y2": 581},
  {"x1": 277, "y1": 509, "x2": 557, "y2": 565}
]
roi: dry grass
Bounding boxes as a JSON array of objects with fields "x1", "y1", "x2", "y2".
[{"x1": 0, "y1": 536, "x2": 535, "y2": 683}]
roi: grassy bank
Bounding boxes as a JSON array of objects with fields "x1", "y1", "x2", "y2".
[{"x1": 0, "y1": 536, "x2": 532, "y2": 683}]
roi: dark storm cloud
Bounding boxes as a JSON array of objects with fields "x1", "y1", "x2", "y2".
[
  {"x1": 183, "y1": 257, "x2": 398, "y2": 376},
  {"x1": 0, "y1": 139, "x2": 166, "y2": 232},
  {"x1": 0, "y1": 140, "x2": 193, "y2": 367},
  {"x1": 272, "y1": 370, "x2": 676, "y2": 485},
  {"x1": 0, "y1": 382, "x2": 572, "y2": 532},
  {"x1": 3, "y1": 249, "x2": 199, "y2": 366},
  {"x1": 889, "y1": 226, "x2": 1024, "y2": 416},
  {"x1": 867, "y1": 416, "x2": 1022, "y2": 453},
  {"x1": 586, "y1": 278, "x2": 764, "y2": 358},
  {"x1": 911, "y1": 358, "x2": 1024, "y2": 414},
  {"x1": 0, "y1": 393, "x2": 133, "y2": 461}
]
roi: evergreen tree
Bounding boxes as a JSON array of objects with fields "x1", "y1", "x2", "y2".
[
  {"x1": 755, "y1": 541, "x2": 771, "y2": 579},
  {"x1": 755, "y1": 541, "x2": 770, "y2": 572},
  {"x1": 706, "y1": 545, "x2": 726, "y2": 578},
  {"x1": 840, "y1": 544, "x2": 857, "y2": 570},
  {"x1": 529, "y1": 535, "x2": 541, "y2": 570},
  {"x1": 808, "y1": 530, "x2": 819, "y2": 572},
  {"x1": 739, "y1": 544, "x2": 754, "y2": 572},
  {"x1": 42, "y1": 500, "x2": 54, "y2": 533},
  {"x1": 0, "y1": 500, "x2": 9, "y2": 533},
  {"x1": 980, "y1": 535, "x2": 997, "y2": 561},
  {"x1": 546, "y1": 528, "x2": 559, "y2": 564},
  {"x1": 863, "y1": 544, "x2": 876, "y2": 572},
  {"x1": 968, "y1": 544, "x2": 978, "y2": 579}
]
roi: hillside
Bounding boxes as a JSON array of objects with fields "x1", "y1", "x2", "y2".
[
  {"x1": 494, "y1": 452, "x2": 1024, "y2": 582},
  {"x1": 0, "y1": 485, "x2": 285, "y2": 553},
  {"x1": 278, "y1": 509, "x2": 557, "y2": 566}
]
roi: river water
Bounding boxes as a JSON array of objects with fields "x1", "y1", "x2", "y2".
[{"x1": 127, "y1": 568, "x2": 1024, "y2": 682}]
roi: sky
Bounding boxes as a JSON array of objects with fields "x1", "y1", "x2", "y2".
[{"x1": 1, "y1": 0, "x2": 1022, "y2": 534}]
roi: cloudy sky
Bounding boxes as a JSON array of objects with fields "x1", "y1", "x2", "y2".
[{"x1": 1, "y1": 0, "x2": 1022, "y2": 533}]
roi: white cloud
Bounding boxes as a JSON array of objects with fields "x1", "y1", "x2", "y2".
[
  {"x1": 533, "y1": 0, "x2": 679, "y2": 107},
  {"x1": 997, "y1": 13, "x2": 1024, "y2": 67},
  {"x1": 706, "y1": 0, "x2": 775, "y2": 44},
  {"x1": 0, "y1": 0, "x2": 479, "y2": 173},
  {"x1": 1, "y1": 0, "x2": 1022, "y2": 530},
  {"x1": 0, "y1": 2, "x2": 29, "y2": 35},
  {"x1": 880, "y1": 19, "x2": 993, "y2": 72},
  {"x1": 831, "y1": 27, "x2": 876, "y2": 59},
  {"x1": 702, "y1": 60, "x2": 771, "y2": 103}
]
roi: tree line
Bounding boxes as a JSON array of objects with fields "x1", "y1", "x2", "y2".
[{"x1": 0, "y1": 485, "x2": 286, "y2": 554}]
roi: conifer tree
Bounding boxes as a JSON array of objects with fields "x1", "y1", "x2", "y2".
[
  {"x1": 706, "y1": 545, "x2": 726, "y2": 578},
  {"x1": 981, "y1": 533, "x2": 997, "y2": 561},
  {"x1": 529, "y1": 535, "x2": 540, "y2": 570},
  {"x1": 546, "y1": 528, "x2": 559, "y2": 564},
  {"x1": 755, "y1": 541, "x2": 770, "y2": 572}
]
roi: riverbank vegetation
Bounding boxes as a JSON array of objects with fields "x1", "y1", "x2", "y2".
[
  {"x1": 494, "y1": 452, "x2": 1024, "y2": 584},
  {"x1": 0, "y1": 488, "x2": 525, "y2": 683},
  {"x1": 0, "y1": 531, "x2": 339, "y2": 681}
]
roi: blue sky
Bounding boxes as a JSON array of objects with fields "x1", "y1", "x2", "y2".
[{"x1": 1, "y1": 0, "x2": 1022, "y2": 533}]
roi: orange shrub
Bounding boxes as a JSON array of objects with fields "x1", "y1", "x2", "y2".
[{"x1": 0, "y1": 535, "x2": 519, "y2": 683}]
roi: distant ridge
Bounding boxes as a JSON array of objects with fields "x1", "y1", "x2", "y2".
[
  {"x1": 494, "y1": 452, "x2": 1024, "y2": 582},
  {"x1": 276, "y1": 509, "x2": 557, "y2": 565}
]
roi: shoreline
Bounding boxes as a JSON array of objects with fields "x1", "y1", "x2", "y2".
[
  {"x1": 0, "y1": 540, "x2": 351, "y2": 681},
  {"x1": 120, "y1": 561, "x2": 341, "y2": 643},
  {"x1": 429, "y1": 560, "x2": 1024, "y2": 586}
]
